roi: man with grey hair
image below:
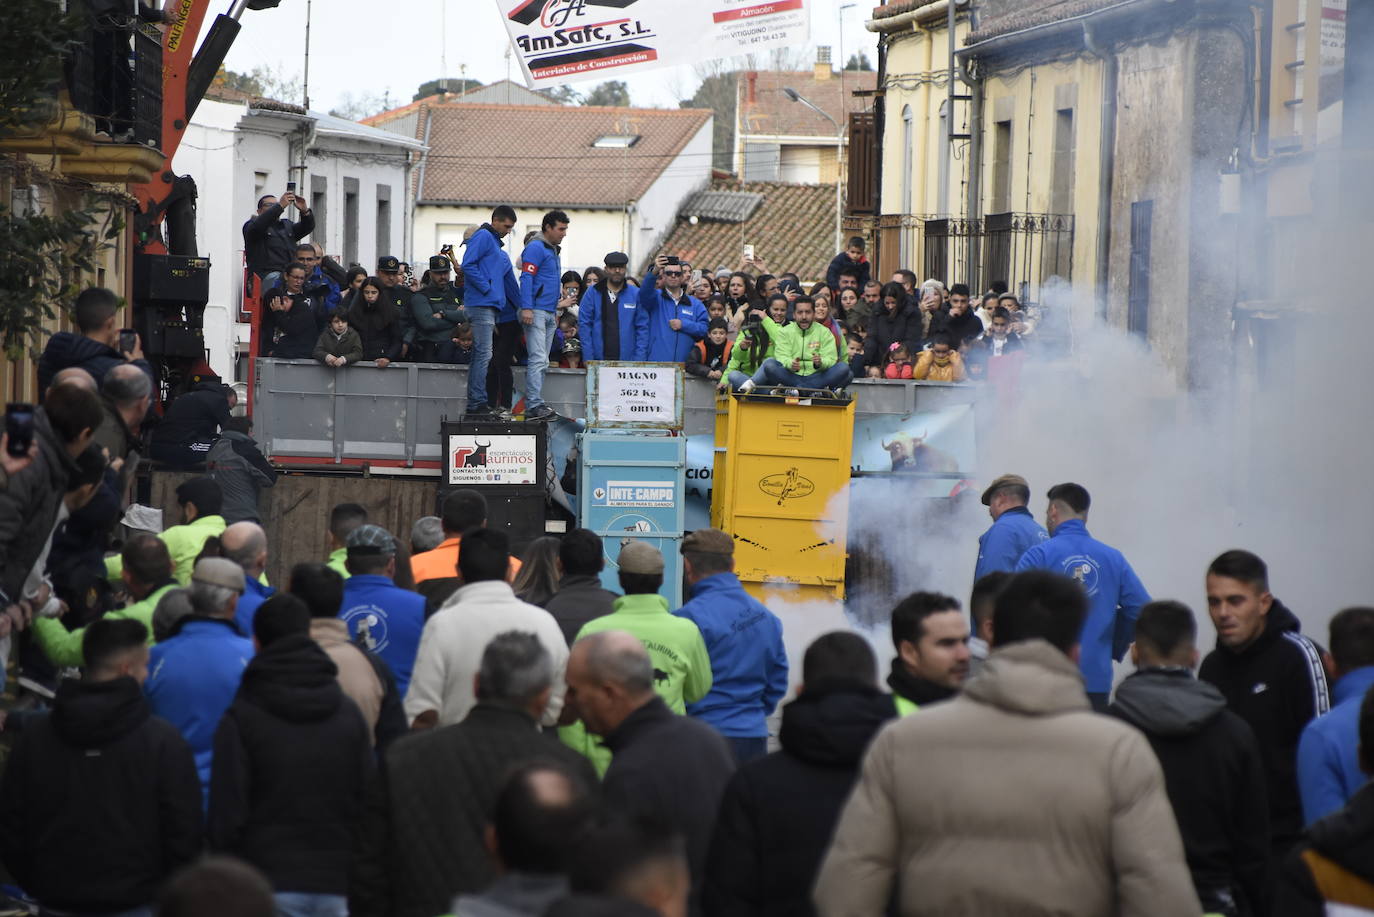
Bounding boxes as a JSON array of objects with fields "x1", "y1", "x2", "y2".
[
  {"x1": 93, "y1": 362, "x2": 151, "y2": 487},
  {"x1": 352, "y1": 632, "x2": 594, "y2": 917},
  {"x1": 219, "y1": 522, "x2": 274, "y2": 637},
  {"x1": 146, "y1": 557, "x2": 255, "y2": 801},
  {"x1": 566, "y1": 630, "x2": 735, "y2": 911},
  {"x1": 410, "y1": 516, "x2": 444, "y2": 555}
]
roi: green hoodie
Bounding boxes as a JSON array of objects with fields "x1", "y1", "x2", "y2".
[
  {"x1": 725, "y1": 325, "x2": 774, "y2": 376},
  {"x1": 34, "y1": 582, "x2": 177, "y2": 666},
  {"x1": 105, "y1": 514, "x2": 227, "y2": 586},
  {"x1": 762, "y1": 314, "x2": 838, "y2": 371},
  {"x1": 559, "y1": 592, "x2": 713, "y2": 775}
]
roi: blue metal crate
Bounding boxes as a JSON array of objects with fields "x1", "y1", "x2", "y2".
[{"x1": 578, "y1": 431, "x2": 687, "y2": 606}]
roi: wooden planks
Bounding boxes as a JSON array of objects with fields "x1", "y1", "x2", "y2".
[{"x1": 150, "y1": 470, "x2": 439, "y2": 588}]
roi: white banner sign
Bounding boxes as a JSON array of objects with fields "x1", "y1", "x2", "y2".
[
  {"x1": 497, "y1": 0, "x2": 811, "y2": 87},
  {"x1": 595, "y1": 364, "x2": 677, "y2": 425},
  {"x1": 447, "y1": 434, "x2": 539, "y2": 485}
]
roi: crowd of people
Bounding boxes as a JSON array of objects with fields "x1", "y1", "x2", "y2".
[
  {"x1": 243, "y1": 194, "x2": 1036, "y2": 418},
  {"x1": 4, "y1": 356, "x2": 1374, "y2": 917},
  {"x1": 1, "y1": 197, "x2": 1367, "y2": 917}
]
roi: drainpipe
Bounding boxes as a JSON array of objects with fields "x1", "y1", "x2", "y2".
[
  {"x1": 1083, "y1": 22, "x2": 1117, "y2": 321},
  {"x1": 959, "y1": 55, "x2": 983, "y2": 288}
]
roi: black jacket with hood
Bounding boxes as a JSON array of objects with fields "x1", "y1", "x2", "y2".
[
  {"x1": 0, "y1": 676, "x2": 202, "y2": 912},
  {"x1": 1279, "y1": 781, "x2": 1374, "y2": 916},
  {"x1": 208, "y1": 634, "x2": 373, "y2": 895},
  {"x1": 703, "y1": 679, "x2": 896, "y2": 917},
  {"x1": 0, "y1": 410, "x2": 78, "y2": 605},
  {"x1": 1199, "y1": 599, "x2": 1330, "y2": 853},
  {"x1": 36, "y1": 331, "x2": 155, "y2": 399},
  {"x1": 863, "y1": 301, "x2": 922, "y2": 370},
  {"x1": 1110, "y1": 668, "x2": 1271, "y2": 916},
  {"x1": 150, "y1": 383, "x2": 232, "y2": 452},
  {"x1": 242, "y1": 202, "x2": 315, "y2": 278}
]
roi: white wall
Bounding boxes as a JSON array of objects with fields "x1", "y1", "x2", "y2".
[
  {"x1": 171, "y1": 101, "x2": 414, "y2": 381},
  {"x1": 633, "y1": 119, "x2": 714, "y2": 270},
  {"x1": 414, "y1": 205, "x2": 629, "y2": 278}
]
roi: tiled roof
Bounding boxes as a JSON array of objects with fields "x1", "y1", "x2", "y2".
[
  {"x1": 413, "y1": 103, "x2": 713, "y2": 208},
  {"x1": 965, "y1": 0, "x2": 1133, "y2": 44},
  {"x1": 680, "y1": 189, "x2": 764, "y2": 223},
  {"x1": 738, "y1": 70, "x2": 877, "y2": 139},
  {"x1": 651, "y1": 179, "x2": 836, "y2": 280}
]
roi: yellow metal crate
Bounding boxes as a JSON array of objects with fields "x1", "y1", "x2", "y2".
[{"x1": 711, "y1": 392, "x2": 856, "y2": 603}]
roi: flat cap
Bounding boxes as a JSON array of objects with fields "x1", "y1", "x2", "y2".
[
  {"x1": 681, "y1": 528, "x2": 734, "y2": 556},
  {"x1": 617, "y1": 541, "x2": 664, "y2": 575},
  {"x1": 981, "y1": 473, "x2": 1030, "y2": 506},
  {"x1": 377, "y1": 255, "x2": 401, "y2": 272},
  {"x1": 191, "y1": 557, "x2": 245, "y2": 593},
  {"x1": 347, "y1": 524, "x2": 398, "y2": 555},
  {"x1": 604, "y1": 251, "x2": 629, "y2": 267}
]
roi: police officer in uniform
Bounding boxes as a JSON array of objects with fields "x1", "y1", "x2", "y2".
[
  {"x1": 375, "y1": 256, "x2": 413, "y2": 359},
  {"x1": 409, "y1": 255, "x2": 467, "y2": 363}
]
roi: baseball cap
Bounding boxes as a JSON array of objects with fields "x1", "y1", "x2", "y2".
[
  {"x1": 191, "y1": 557, "x2": 245, "y2": 593},
  {"x1": 981, "y1": 473, "x2": 1030, "y2": 506},
  {"x1": 604, "y1": 251, "x2": 629, "y2": 267},
  {"x1": 618, "y1": 541, "x2": 664, "y2": 575},
  {"x1": 681, "y1": 528, "x2": 734, "y2": 556},
  {"x1": 377, "y1": 255, "x2": 401, "y2": 272},
  {"x1": 428, "y1": 255, "x2": 452, "y2": 272},
  {"x1": 347, "y1": 524, "x2": 398, "y2": 556}
]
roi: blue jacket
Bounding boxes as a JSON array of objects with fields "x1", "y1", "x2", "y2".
[
  {"x1": 308, "y1": 266, "x2": 342, "y2": 315},
  {"x1": 1298, "y1": 665, "x2": 1374, "y2": 824},
  {"x1": 145, "y1": 617, "x2": 254, "y2": 802},
  {"x1": 460, "y1": 224, "x2": 522, "y2": 321},
  {"x1": 519, "y1": 235, "x2": 562, "y2": 313},
  {"x1": 234, "y1": 575, "x2": 275, "y2": 639},
  {"x1": 974, "y1": 506, "x2": 1049, "y2": 581},
  {"x1": 672, "y1": 573, "x2": 788, "y2": 738},
  {"x1": 338, "y1": 574, "x2": 426, "y2": 697},
  {"x1": 1015, "y1": 519, "x2": 1150, "y2": 693},
  {"x1": 579, "y1": 283, "x2": 649, "y2": 362},
  {"x1": 643, "y1": 289, "x2": 708, "y2": 363}
]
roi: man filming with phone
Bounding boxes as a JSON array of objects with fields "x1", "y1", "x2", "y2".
[
  {"x1": 242, "y1": 186, "x2": 315, "y2": 292},
  {"x1": 36, "y1": 288, "x2": 153, "y2": 400}
]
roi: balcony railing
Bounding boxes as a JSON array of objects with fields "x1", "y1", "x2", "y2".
[{"x1": 844, "y1": 212, "x2": 1074, "y2": 306}]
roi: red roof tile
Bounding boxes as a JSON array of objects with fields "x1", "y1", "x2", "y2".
[
  {"x1": 411, "y1": 103, "x2": 713, "y2": 208},
  {"x1": 651, "y1": 179, "x2": 837, "y2": 281}
]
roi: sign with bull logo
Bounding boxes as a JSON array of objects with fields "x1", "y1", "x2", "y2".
[{"x1": 447, "y1": 434, "x2": 539, "y2": 486}]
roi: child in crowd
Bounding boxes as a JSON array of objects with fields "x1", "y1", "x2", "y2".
[
  {"x1": 687, "y1": 318, "x2": 732, "y2": 381},
  {"x1": 707, "y1": 295, "x2": 728, "y2": 324},
  {"x1": 913, "y1": 333, "x2": 967, "y2": 382},
  {"x1": 557, "y1": 314, "x2": 583, "y2": 369},
  {"x1": 451, "y1": 324, "x2": 474, "y2": 366},
  {"x1": 845, "y1": 334, "x2": 866, "y2": 380},
  {"x1": 884, "y1": 342, "x2": 915, "y2": 379},
  {"x1": 313, "y1": 312, "x2": 362, "y2": 367}
]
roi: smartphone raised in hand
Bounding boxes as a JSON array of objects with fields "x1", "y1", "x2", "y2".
[
  {"x1": 119, "y1": 328, "x2": 137, "y2": 353},
  {"x1": 5, "y1": 403, "x2": 34, "y2": 457}
]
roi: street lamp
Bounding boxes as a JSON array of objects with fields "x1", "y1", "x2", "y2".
[{"x1": 783, "y1": 87, "x2": 844, "y2": 254}]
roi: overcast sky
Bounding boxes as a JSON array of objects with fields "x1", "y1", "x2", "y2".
[{"x1": 218, "y1": 0, "x2": 879, "y2": 115}]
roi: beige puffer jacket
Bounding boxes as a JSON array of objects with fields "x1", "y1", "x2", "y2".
[{"x1": 814, "y1": 639, "x2": 1202, "y2": 917}]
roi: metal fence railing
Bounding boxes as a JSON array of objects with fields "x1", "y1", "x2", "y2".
[{"x1": 845, "y1": 212, "x2": 1075, "y2": 306}]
